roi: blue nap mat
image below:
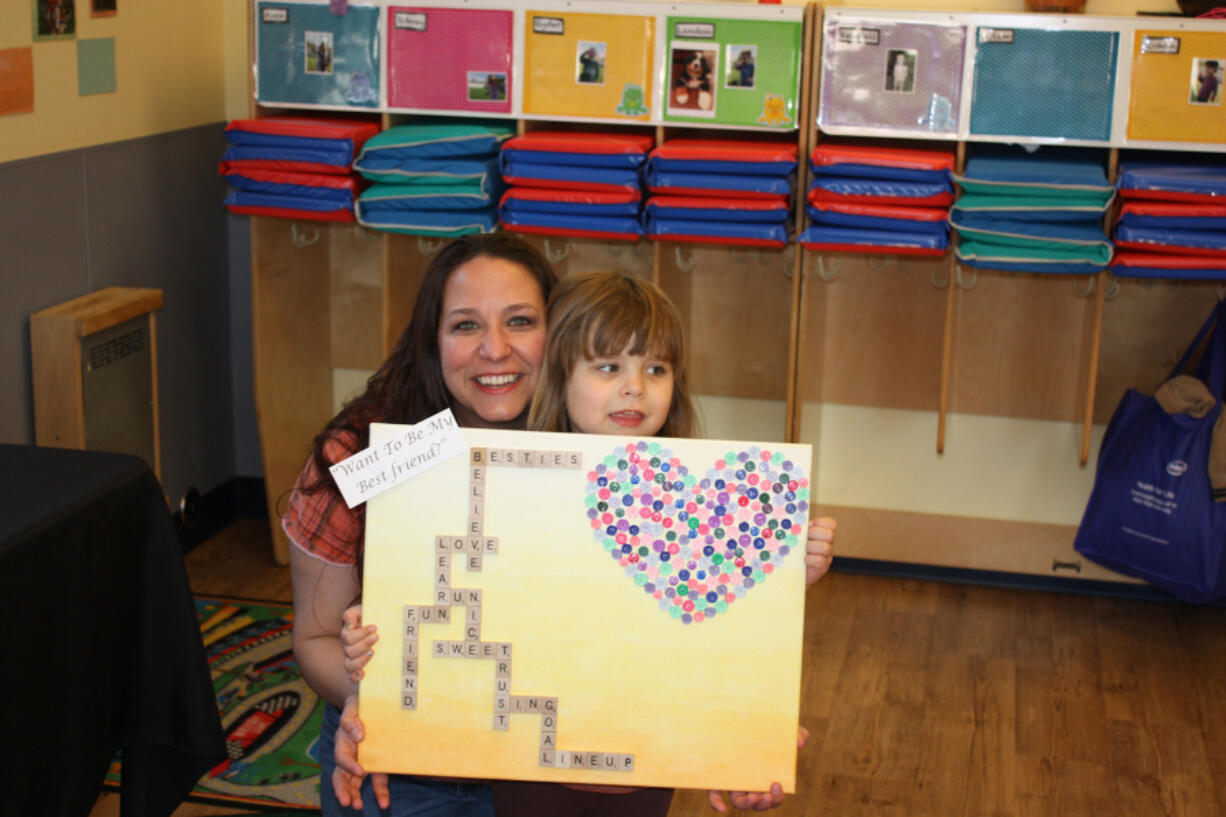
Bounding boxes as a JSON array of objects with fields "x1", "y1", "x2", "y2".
[
  {"x1": 647, "y1": 201, "x2": 788, "y2": 223},
  {"x1": 353, "y1": 155, "x2": 501, "y2": 188},
  {"x1": 502, "y1": 148, "x2": 648, "y2": 169},
  {"x1": 356, "y1": 203, "x2": 498, "y2": 235},
  {"x1": 225, "y1": 190, "x2": 352, "y2": 213},
  {"x1": 950, "y1": 194, "x2": 1109, "y2": 223},
  {"x1": 221, "y1": 174, "x2": 354, "y2": 204},
  {"x1": 222, "y1": 144, "x2": 356, "y2": 169},
  {"x1": 648, "y1": 169, "x2": 794, "y2": 197},
  {"x1": 502, "y1": 198, "x2": 642, "y2": 217},
  {"x1": 500, "y1": 158, "x2": 643, "y2": 191},
  {"x1": 1117, "y1": 209, "x2": 1226, "y2": 232},
  {"x1": 810, "y1": 176, "x2": 952, "y2": 200},
  {"x1": 956, "y1": 150, "x2": 1113, "y2": 199},
  {"x1": 650, "y1": 157, "x2": 797, "y2": 177},
  {"x1": 1115, "y1": 224, "x2": 1226, "y2": 254},
  {"x1": 647, "y1": 218, "x2": 790, "y2": 244},
  {"x1": 356, "y1": 185, "x2": 495, "y2": 211},
  {"x1": 1117, "y1": 164, "x2": 1226, "y2": 199},
  {"x1": 798, "y1": 225, "x2": 949, "y2": 251},
  {"x1": 807, "y1": 205, "x2": 948, "y2": 234},
  {"x1": 810, "y1": 162, "x2": 951, "y2": 184},
  {"x1": 499, "y1": 210, "x2": 644, "y2": 236}
]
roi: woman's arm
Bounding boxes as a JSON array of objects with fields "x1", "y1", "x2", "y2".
[{"x1": 289, "y1": 545, "x2": 363, "y2": 709}]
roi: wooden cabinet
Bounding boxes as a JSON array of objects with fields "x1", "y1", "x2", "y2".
[{"x1": 246, "y1": 4, "x2": 1221, "y2": 589}]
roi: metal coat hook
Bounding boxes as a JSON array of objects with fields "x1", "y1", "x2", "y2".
[
  {"x1": 867, "y1": 254, "x2": 890, "y2": 272},
  {"x1": 931, "y1": 265, "x2": 950, "y2": 289},
  {"x1": 781, "y1": 253, "x2": 794, "y2": 280},
  {"x1": 674, "y1": 245, "x2": 697, "y2": 272},
  {"x1": 954, "y1": 264, "x2": 977, "y2": 290},
  {"x1": 1105, "y1": 278, "x2": 1120, "y2": 301},
  {"x1": 607, "y1": 241, "x2": 627, "y2": 257},
  {"x1": 356, "y1": 224, "x2": 381, "y2": 241},
  {"x1": 816, "y1": 255, "x2": 838, "y2": 282},
  {"x1": 291, "y1": 224, "x2": 320, "y2": 248},
  {"x1": 416, "y1": 235, "x2": 444, "y2": 255},
  {"x1": 544, "y1": 238, "x2": 571, "y2": 264},
  {"x1": 1072, "y1": 276, "x2": 1097, "y2": 298}
]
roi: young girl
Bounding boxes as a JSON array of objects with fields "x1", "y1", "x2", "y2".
[{"x1": 336, "y1": 272, "x2": 836, "y2": 814}]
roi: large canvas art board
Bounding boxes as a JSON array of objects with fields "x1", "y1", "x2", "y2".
[{"x1": 359, "y1": 424, "x2": 812, "y2": 791}]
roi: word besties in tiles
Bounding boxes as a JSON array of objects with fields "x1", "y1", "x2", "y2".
[{"x1": 585, "y1": 442, "x2": 810, "y2": 624}]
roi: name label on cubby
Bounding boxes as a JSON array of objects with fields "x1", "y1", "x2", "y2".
[
  {"x1": 836, "y1": 27, "x2": 879, "y2": 46},
  {"x1": 674, "y1": 22, "x2": 715, "y2": 39},
  {"x1": 979, "y1": 28, "x2": 1014, "y2": 45},
  {"x1": 262, "y1": 7, "x2": 288, "y2": 23},
  {"x1": 395, "y1": 12, "x2": 427, "y2": 31},
  {"x1": 532, "y1": 16, "x2": 563, "y2": 35},
  {"x1": 1141, "y1": 35, "x2": 1180, "y2": 55}
]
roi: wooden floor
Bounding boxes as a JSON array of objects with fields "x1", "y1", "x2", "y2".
[{"x1": 93, "y1": 519, "x2": 1226, "y2": 817}]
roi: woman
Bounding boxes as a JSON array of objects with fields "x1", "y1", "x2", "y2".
[{"x1": 286, "y1": 233, "x2": 558, "y2": 816}]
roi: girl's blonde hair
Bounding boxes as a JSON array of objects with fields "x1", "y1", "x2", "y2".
[{"x1": 529, "y1": 271, "x2": 697, "y2": 438}]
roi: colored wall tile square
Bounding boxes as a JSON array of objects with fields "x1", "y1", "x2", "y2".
[
  {"x1": 0, "y1": 47, "x2": 35, "y2": 116},
  {"x1": 78, "y1": 37, "x2": 117, "y2": 95}
]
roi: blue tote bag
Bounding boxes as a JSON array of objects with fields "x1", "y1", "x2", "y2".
[{"x1": 1074, "y1": 300, "x2": 1226, "y2": 602}]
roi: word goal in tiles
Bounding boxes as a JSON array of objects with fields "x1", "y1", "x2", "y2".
[{"x1": 361, "y1": 426, "x2": 812, "y2": 790}]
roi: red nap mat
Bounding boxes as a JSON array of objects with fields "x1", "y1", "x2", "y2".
[
  {"x1": 651, "y1": 138, "x2": 797, "y2": 163},
  {"x1": 502, "y1": 131, "x2": 654, "y2": 155},
  {"x1": 810, "y1": 143, "x2": 955, "y2": 172}
]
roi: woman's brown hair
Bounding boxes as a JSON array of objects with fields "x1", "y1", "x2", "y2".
[
  {"x1": 298, "y1": 233, "x2": 557, "y2": 564},
  {"x1": 528, "y1": 271, "x2": 697, "y2": 438}
]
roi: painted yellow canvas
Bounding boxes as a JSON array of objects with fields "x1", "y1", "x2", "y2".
[{"x1": 359, "y1": 425, "x2": 812, "y2": 791}]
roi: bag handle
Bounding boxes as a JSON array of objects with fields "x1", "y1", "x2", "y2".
[
  {"x1": 1170, "y1": 299, "x2": 1226, "y2": 391},
  {"x1": 1198, "y1": 299, "x2": 1226, "y2": 400}
]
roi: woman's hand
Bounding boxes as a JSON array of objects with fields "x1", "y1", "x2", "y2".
[
  {"x1": 706, "y1": 727, "x2": 809, "y2": 813},
  {"x1": 805, "y1": 517, "x2": 837, "y2": 586},
  {"x1": 333, "y1": 693, "x2": 390, "y2": 810},
  {"x1": 340, "y1": 604, "x2": 378, "y2": 682}
]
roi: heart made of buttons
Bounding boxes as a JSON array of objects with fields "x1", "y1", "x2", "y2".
[{"x1": 584, "y1": 441, "x2": 810, "y2": 624}]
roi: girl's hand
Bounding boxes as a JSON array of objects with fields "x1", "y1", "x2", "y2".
[
  {"x1": 705, "y1": 727, "x2": 809, "y2": 814},
  {"x1": 805, "y1": 517, "x2": 837, "y2": 586},
  {"x1": 333, "y1": 693, "x2": 390, "y2": 810},
  {"x1": 340, "y1": 604, "x2": 378, "y2": 682}
]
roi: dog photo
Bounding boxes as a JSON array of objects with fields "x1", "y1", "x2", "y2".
[{"x1": 669, "y1": 44, "x2": 718, "y2": 115}]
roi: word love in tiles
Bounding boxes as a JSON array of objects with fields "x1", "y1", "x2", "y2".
[{"x1": 585, "y1": 442, "x2": 811, "y2": 624}]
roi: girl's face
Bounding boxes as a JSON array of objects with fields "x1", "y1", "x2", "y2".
[
  {"x1": 565, "y1": 342, "x2": 674, "y2": 436},
  {"x1": 438, "y1": 255, "x2": 547, "y2": 429}
]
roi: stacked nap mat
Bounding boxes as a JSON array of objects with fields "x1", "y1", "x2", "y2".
[
  {"x1": 644, "y1": 139, "x2": 797, "y2": 248},
  {"x1": 950, "y1": 148, "x2": 1115, "y2": 274},
  {"x1": 1111, "y1": 163, "x2": 1226, "y2": 281},
  {"x1": 799, "y1": 144, "x2": 953, "y2": 256},
  {"x1": 353, "y1": 121, "x2": 514, "y2": 237},
  {"x1": 219, "y1": 117, "x2": 380, "y2": 221},
  {"x1": 498, "y1": 132, "x2": 651, "y2": 241}
]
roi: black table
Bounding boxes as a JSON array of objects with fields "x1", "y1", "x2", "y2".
[{"x1": 0, "y1": 444, "x2": 225, "y2": 817}]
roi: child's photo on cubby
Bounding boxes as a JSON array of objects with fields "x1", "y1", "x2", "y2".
[
  {"x1": 576, "y1": 41, "x2": 606, "y2": 85},
  {"x1": 726, "y1": 45, "x2": 756, "y2": 89},
  {"x1": 34, "y1": 0, "x2": 74, "y2": 37},
  {"x1": 1190, "y1": 58, "x2": 1221, "y2": 105},
  {"x1": 884, "y1": 48, "x2": 916, "y2": 93},
  {"x1": 305, "y1": 31, "x2": 333, "y2": 75},
  {"x1": 669, "y1": 45, "x2": 718, "y2": 114},
  {"x1": 467, "y1": 71, "x2": 507, "y2": 102}
]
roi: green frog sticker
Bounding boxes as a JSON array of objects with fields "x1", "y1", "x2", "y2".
[{"x1": 616, "y1": 83, "x2": 648, "y2": 116}]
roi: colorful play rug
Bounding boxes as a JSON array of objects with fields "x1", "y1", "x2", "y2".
[{"x1": 105, "y1": 596, "x2": 323, "y2": 811}]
